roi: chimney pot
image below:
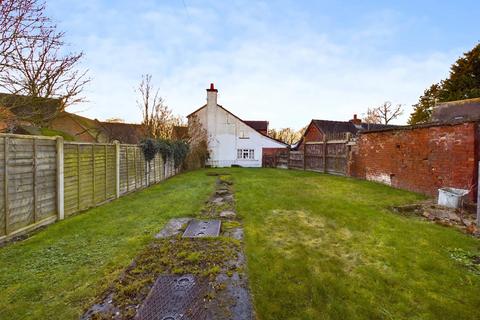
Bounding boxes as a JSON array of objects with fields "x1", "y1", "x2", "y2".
[
  {"x1": 350, "y1": 114, "x2": 361, "y2": 125},
  {"x1": 207, "y1": 83, "x2": 218, "y2": 92}
]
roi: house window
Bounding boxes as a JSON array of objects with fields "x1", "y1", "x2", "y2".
[
  {"x1": 239, "y1": 130, "x2": 249, "y2": 139},
  {"x1": 237, "y1": 149, "x2": 254, "y2": 160}
]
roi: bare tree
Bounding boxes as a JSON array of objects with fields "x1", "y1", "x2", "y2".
[
  {"x1": 0, "y1": 0, "x2": 89, "y2": 123},
  {"x1": 268, "y1": 126, "x2": 306, "y2": 145},
  {"x1": 137, "y1": 74, "x2": 184, "y2": 139},
  {"x1": 0, "y1": 0, "x2": 47, "y2": 72},
  {"x1": 363, "y1": 107, "x2": 382, "y2": 124},
  {"x1": 365, "y1": 101, "x2": 403, "y2": 125},
  {"x1": 185, "y1": 114, "x2": 209, "y2": 169}
]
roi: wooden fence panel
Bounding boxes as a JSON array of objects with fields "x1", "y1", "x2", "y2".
[
  {"x1": 34, "y1": 139, "x2": 57, "y2": 221},
  {"x1": 64, "y1": 144, "x2": 80, "y2": 216},
  {"x1": 7, "y1": 138, "x2": 35, "y2": 233},
  {"x1": 305, "y1": 143, "x2": 325, "y2": 172},
  {"x1": 325, "y1": 142, "x2": 348, "y2": 175},
  {"x1": 0, "y1": 134, "x2": 179, "y2": 243},
  {"x1": 64, "y1": 143, "x2": 118, "y2": 216},
  {"x1": 0, "y1": 137, "x2": 5, "y2": 236},
  {"x1": 78, "y1": 144, "x2": 94, "y2": 211},
  {"x1": 0, "y1": 136, "x2": 57, "y2": 237},
  {"x1": 289, "y1": 151, "x2": 304, "y2": 169},
  {"x1": 106, "y1": 145, "x2": 117, "y2": 200},
  {"x1": 281, "y1": 135, "x2": 351, "y2": 175}
]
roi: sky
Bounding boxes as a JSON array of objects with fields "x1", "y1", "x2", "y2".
[{"x1": 45, "y1": 0, "x2": 480, "y2": 129}]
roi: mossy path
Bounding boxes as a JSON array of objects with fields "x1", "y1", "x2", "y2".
[{"x1": 82, "y1": 173, "x2": 254, "y2": 319}]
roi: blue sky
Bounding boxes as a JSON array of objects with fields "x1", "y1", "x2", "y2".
[{"x1": 45, "y1": 0, "x2": 480, "y2": 128}]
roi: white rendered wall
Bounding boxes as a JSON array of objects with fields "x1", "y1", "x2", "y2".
[{"x1": 190, "y1": 100, "x2": 285, "y2": 167}]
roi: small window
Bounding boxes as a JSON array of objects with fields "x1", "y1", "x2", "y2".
[
  {"x1": 239, "y1": 130, "x2": 249, "y2": 139},
  {"x1": 237, "y1": 149, "x2": 255, "y2": 160}
]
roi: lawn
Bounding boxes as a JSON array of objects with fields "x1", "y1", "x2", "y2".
[
  {"x1": 0, "y1": 171, "x2": 215, "y2": 319},
  {"x1": 231, "y1": 169, "x2": 480, "y2": 320},
  {"x1": 0, "y1": 168, "x2": 479, "y2": 320}
]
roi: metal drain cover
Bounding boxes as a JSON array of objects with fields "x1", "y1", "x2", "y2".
[
  {"x1": 134, "y1": 275, "x2": 207, "y2": 320},
  {"x1": 182, "y1": 220, "x2": 221, "y2": 238}
]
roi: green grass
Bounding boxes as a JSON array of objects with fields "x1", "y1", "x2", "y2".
[
  {"x1": 1, "y1": 168, "x2": 479, "y2": 320},
  {"x1": 40, "y1": 128, "x2": 75, "y2": 141},
  {"x1": 0, "y1": 171, "x2": 215, "y2": 319},
  {"x1": 226, "y1": 168, "x2": 480, "y2": 320}
]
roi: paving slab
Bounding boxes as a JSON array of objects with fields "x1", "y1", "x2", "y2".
[
  {"x1": 182, "y1": 219, "x2": 221, "y2": 238},
  {"x1": 155, "y1": 218, "x2": 192, "y2": 239}
]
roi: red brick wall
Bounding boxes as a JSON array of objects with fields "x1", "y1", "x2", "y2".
[
  {"x1": 349, "y1": 122, "x2": 478, "y2": 200},
  {"x1": 297, "y1": 123, "x2": 323, "y2": 150}
]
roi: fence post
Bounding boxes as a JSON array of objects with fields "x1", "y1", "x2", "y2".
[
  {"x1": 323, "y1": 136, "x2": 328, "y2": 173},
  {"x1": 92, "y1": 145, "x2": 95, "y2": 205},
  {"x1": 4, "y1": 137, "x2": 9, "y2": 235},
  {"x1": 115, "y1": 141, "x2": 120, "y2": 198},
  {"x1": 104, "y1": 145, "x2": 108, "y2": 201},
  {"x1": 126, "y1": 146, "x2": 129, "y2": 192},
  {"x1": 477, "y1": 161, "x2": 480, "y2": 227},
  {"x1": 33, "y1": 138, "x2": 37, "y2": 223},
  {"x1": 133, "y1": 147, "x2": 137, "y2": 190},
  {"x1": 77, "y1": 144, "x2": 80, "y2": 210},
  {"x1": 302, "y1": 142, "x2": 306, "y2": 171},
  {"x1": 56, "y1": 137, "x2": 64, "y2": 220}
]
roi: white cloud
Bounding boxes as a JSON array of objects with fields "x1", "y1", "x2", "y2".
[{"x1": 52, "y1": 0, "x2": 464, "y2": 129}]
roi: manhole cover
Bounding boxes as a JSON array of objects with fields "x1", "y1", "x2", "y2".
[
  {"x1": 135, "y1": 275, "x2": 207, "y2": 320},
  {"x1": 182, "y1": 220, "x2": 221, "y2": 238}
]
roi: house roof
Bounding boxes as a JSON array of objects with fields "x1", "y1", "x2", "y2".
[
  {"x1": 432, "y1": 97, "x2": 480, "y2": 123},
  {"x1": 0, "y1": 92, "x2": 61, "y2": 124},
  {"x1": 311, "y1": 119, "x2": 358, "y2": 135},
  {"x1": 244, "y1": 120, "x2": 269, "y2": 132},
  {"x1": 188, "y1": 104, "x2": 287, "y2": 146},
  {"x1": 54, "y1": 112, "x2": 105, "y2": 141},
  {"x1": 311, "y1": 119, "x2": 398, "y2": 135},
  {"x1": 99, "y1": 121, "x2": 146, "y2": 144}
]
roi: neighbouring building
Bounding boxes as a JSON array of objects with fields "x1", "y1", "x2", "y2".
[
  {"x1": 431, "y1": 97, "x2": 480, "y2": 123},
  {"x1": 187, "y1": 84, "x2": 288, "y2": 167},
  {"x1": 296, "y1": 115, "x2": 397, "y2": 149},
  {"x1": 50, "y1": 112, "x2": 107, "y2": 142},
  {"x1": 99, "y1": 121, "x2": 146, "y2": 144},
  {"x1": 0, "y1": 92, "x2": 61, "y2": 133}
]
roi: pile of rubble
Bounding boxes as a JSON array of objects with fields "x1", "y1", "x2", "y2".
[{"x1": 392, "y1": 201, "x2": 479, "y2": 237}]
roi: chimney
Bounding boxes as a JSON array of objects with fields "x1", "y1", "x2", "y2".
[
  {"x1": 350, "y1": 114, "x2": 361, "y2": 125},
  {"x1": 206, "y1": 83, "x2": 218, "y2": 108}
]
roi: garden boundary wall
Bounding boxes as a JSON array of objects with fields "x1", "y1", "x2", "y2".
[
  {"x1": 348, "y1": 121, "x2": 479, "y2": 200},
  {"x1": 0, "y1": 133, "x2": 176, "y2": 243}
]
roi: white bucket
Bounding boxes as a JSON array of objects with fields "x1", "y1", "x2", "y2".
[{"x1": 438, "y1": 188, "x2": 469, "y2": 208}]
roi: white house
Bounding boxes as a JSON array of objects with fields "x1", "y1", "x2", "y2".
[{"x1": 187, "y1": 84, "x2": 288, "y2": 167}]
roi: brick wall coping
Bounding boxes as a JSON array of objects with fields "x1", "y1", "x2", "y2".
[{"x1": 360, "y1": 120, "x2": 478, "y2": 134}]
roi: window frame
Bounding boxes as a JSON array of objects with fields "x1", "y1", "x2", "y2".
[{"x1": 237, "y1": 148, "x2": 255, "y2": 160}]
